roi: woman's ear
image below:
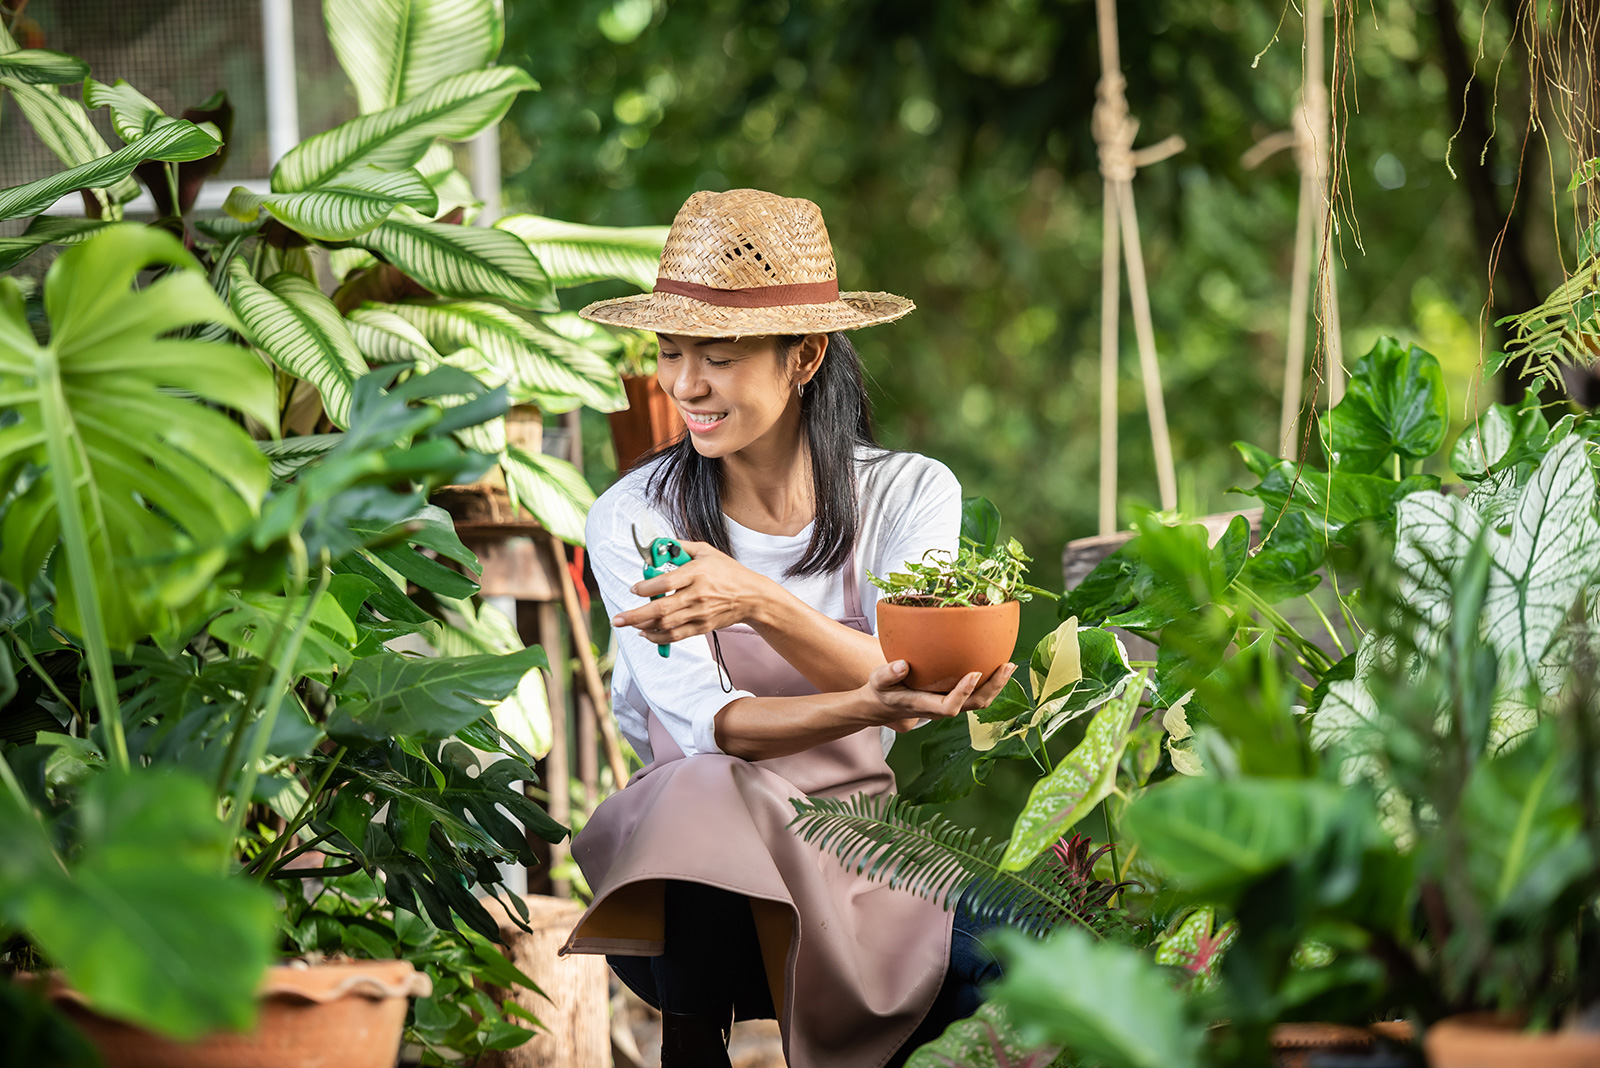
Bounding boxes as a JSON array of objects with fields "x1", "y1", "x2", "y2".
[{"x1": 792, "y1": 333, "x2": 829, "y2": 387}]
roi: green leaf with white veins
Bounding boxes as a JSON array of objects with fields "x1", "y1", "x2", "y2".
[
  {"x1": 0, "y1": 119, "x2": 221, "y2": 221},
  {"x1": 1320, "y1": 337, "x2": 1448, "y2": 473},
  {"x1": 495, "y1": 214, "x2": 670, "y2": 289},
  {"x1": 223, "y1": 166, "x2": 437, "y2": 241},
  {"x1": 1483, "y1": 435, "x2": 1600, "y2": 689},
  {"x1": 359, "y1": 216, "x2": 558, "y2": 310},
  {"x1": 347, "y1": 304, "x2": 443, "y2": 364},
  {"x1": 325, "y1": 0, "x2": 506, "y2": 113},
  {"x1": 228, "y1": 262, "x2": 369, "y2": 429},
  {"x1": 270, "y1": 67, "x2": 536, "y2": 193},
  {"x1": 84, "y1": 78, "x2": 176, "y2": 141},
  {"x1": 0, "y1": 49, "x2": 89, "y2": 85},
  {"x1": 502, "y1": 444, "x2": 596, "y2": 545},
  {"x1": 379, "y1": 300, "x2": 625, "y2": 412},
  {"x1": 0, "y1": 216, "x2": 109, "y2": 272}
]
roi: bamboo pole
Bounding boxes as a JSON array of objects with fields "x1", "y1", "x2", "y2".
[
  {"x1": 544, "y1": 532, "x2": 631, "y2": 790},
  {"x1": 1098, "y1": 182, "x2": 1122, "y2": 536}
]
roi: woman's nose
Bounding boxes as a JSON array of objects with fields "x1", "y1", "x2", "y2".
[{"x1": 672, "y1": 361, "x2": 708, "y2": 400}]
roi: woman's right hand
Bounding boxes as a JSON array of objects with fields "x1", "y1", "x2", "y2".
[{"x1": 859, "y1": 660, "x2": 1018, "y2": 731}]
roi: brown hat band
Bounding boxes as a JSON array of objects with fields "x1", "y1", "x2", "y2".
[{"x1": 652, "y1": 276, "x2": 840, "y2": 308}]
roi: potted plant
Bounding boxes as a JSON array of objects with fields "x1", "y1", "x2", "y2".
[
  {"x1": 871, "y1": 498, "x2": 1056, "y2": 691},
  {"x1": 605, "y1": 330, "x2": 687, "y2": 473}
]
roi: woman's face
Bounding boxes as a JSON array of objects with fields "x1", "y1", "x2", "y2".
[{"x1": 656, "y1": 333, "x2": 823, "y2": 460}]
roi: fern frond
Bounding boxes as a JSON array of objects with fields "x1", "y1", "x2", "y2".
[{"x1": 789, "y1": 793, "x2": 1114, "y2": 938}]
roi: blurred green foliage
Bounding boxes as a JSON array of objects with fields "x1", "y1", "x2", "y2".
[{"x1": 502, "y1": 0, "x2": 1538, "y2": 590}]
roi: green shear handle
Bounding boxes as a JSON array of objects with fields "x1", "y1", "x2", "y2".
[{"x1": 632, "y1": 525, "x2": 693, "y2": 657}]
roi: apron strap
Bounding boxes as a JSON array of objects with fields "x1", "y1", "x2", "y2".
[{"x1": 842, "y1": 544, "x2": 864, "y2": 622}]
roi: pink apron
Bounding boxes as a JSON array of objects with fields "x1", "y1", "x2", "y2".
[{"x1": 562, "y1": 557, "x2": 954, "y2": 1068}]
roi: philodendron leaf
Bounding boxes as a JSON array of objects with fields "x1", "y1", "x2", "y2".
[
  {"x1": 0, "y1": 770, "x2": 276, "y2": 1039},
  {"x1": 359, "y1": 216, "x2": 557, "y2": 310},
  {"x1": 228, "y1": 263, "x2": 369, "y2": 429},
  {"x1": 324, "y1": 0, "x2": 505, "y2": 114},
  {"x1": 0, "y1": 49, "x2": 89, "y2": 85},
  {"x1": 961, "y1": 495, "x2": 1003, "y2": 554},
  {"x1": 1233, "y1": 441, "x2": 1439, "y2": 540},
  {"x1": 0, "y1": 119, "x2": 221, "y2": 221},
  {"x1": 1123, "y1": 776, "x2": 1347, "y2": 900},
  {"x1": 1321, "y1": 337, "x2": 1448, "y2": 473},
  {"x1": 327, "y1": 645, "x2": 548, "y2": 745},
  {"x1": 1450, "y1": 396, "x2": 1551, "y2": 481},
  {"x1": 905, "y1": 1001, "x2": 1060, "y2": 1068},
  {"x1": 1000, "y1": 679, "x2": 1144, "y2": 870},
  {"x1": 495, "y1": 213, "x2": 669, "y2": 289},
  {"x1": 379, "y1": 300, "x2": 625, "y2": 412},
  {"x1": 270, "y1": 67, "x2": 536, "y2": 194},
  {"x1": 501, "y1": 445, "x2": 596, "y2": 545},
  {"x1": 990, "y1": 925, "x2": 1203, "y2": 1068},
  {"x1": 0, "y1": 226, "x2": 272, "y2": 647},
  {"x1": 223, "y1": 166, "x2": 437, "y2": 241}
]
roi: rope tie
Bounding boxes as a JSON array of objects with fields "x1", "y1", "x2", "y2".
[{"x1": 1094, "y1": 72, "x2": 1139, "y2": 183}]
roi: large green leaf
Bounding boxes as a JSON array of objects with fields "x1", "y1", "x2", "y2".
[
  {"x1": 223, "y1": 166, "x2": 437, "y2": 241},
  {"x1": 1122, "y1": 776, "x2": 1346, "y2": 898},
  {"x1": 228, "y1": 263, "x2": 369, "y2": 429},
  {"x1": 327, "y1": 645, "x2": 547, "y2": 744},
  {"x1": 494, "y1": 214, "x2": 669, "y2": 290},
  {"x1": 270, "y1": 67, "x2": 536, "y2": 194},
  {"x1": 359, "y1": 216, "x2": 557, "y2": 309},
  {"x1": 0, "y1": 226, "x2": 272, "y2": 649},
  {"x1": 377, "y1": 300, "x2": 625, "y2": 412},
  {"x1": 1232, "y1": 441, "x2": 1439, "y2": 541},
  {"x1": 0, "y1": 49, "x2": 89, "y2": 85},
  {"x1": 0, "y1": 769, "x2": 277, "y2": 1038},
  {"x1": 0, "y1": 119, "x2": 221, "y2": 222},
  {"x1": 348, "y1": 504, "x2": 482, "y2": 599},
  {"x1": 501, "y1": 445, "x2": 595, "y2": 544},
  {"x1": 324, "y1": 0, "x2": 505, "y2": 114},
  {"x1": 430, "y1": 596, "x2": 552, "y2": 758},
  {"x1": 990, "y1": 925, "x2": 1202, "y2": 1068},
  {"x1": 1321, "y1": 337, "x2": 1448, "y2": 473},
  {"x1": 1000, "y1": 683, "x2": 1140, "y2": 870}
]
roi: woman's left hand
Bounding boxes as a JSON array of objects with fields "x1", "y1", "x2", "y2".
[{"x1": 611, "y1": 540, "x2": 773, "y2": 646}]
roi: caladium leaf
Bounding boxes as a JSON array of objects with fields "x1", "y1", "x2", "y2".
[
  {"x1": 270, "y1": 67, "x2": 536, "y2": 194},
  {"x1": 904, "y1": 1001, "x2": 1060, "y2": 1068},
  {"x1": 359, "y1": 216, "x2": 557, "y2": 310},
  {"x1": 0, "y1": 119, "x2": 221, "y2": 221},
  {"x1": 1320, "y1": 337, "x2": 1448, "y2": 473},
  {"x1": 324, "y1": 0, "x2": 506, "y2": 114},
  {"x1": 495, "y1": 213, "x2": 669, "y2": 290},
  {"x1": 223, "y1": 166, "x2": 437, "y2": 241},
  {"x1": 1153, "y1": 907, "x2": 1237, "y2": 990},
  {"x1": 1000, "y1": 680, "x2": 1143, "y2": 870},
  {"x1": 228, "y1": 263, "x2": 369, "y2": 429}
]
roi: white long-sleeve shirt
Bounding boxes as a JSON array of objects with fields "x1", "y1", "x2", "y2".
[{"x1": 587, "y1": 447, "x2": 963, "y2": 764}]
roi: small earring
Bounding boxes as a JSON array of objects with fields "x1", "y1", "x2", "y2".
[{"x1": 798, "y1": 381, "x2": 806, "y2": 400}]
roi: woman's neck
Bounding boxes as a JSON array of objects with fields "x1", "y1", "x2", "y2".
[{"x1": 719, "y1": 423, "x2": 816, "y2": 536}]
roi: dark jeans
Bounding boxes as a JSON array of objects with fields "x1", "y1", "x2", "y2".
[{"x1": 607, "y1": 880, "x2": 1003, "y2": 1067}]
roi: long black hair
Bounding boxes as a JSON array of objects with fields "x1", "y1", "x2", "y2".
[{"x1": 643, "y1": 331, "x2": 878, "y2": 577}]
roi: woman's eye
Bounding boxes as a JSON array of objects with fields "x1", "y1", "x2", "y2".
[
  {"x1": 659, "y1": 351, "x2": 680, "y2": 361},
  {"x1": 705, "y1": 358, "x2": 731, "y2": 368}
]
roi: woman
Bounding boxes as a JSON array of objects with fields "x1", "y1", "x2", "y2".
[{"x1": 562, "y1": 189, "x2": 1015, "y2": 1068}]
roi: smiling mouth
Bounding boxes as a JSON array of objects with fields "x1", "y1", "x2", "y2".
[{"x1": 682, "y1": 411, "x2": 728, "y2": 431}]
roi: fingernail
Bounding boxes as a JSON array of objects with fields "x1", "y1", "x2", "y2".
[
  {"x1": 629, "y1": 584, "x2": 640, "y2": 594},
  {"x1": 892, "y1": 660, "x2": 907, "y2": 671},
  {"x1": 611, "y1": 615, "x2": 625, "y2": 626}
]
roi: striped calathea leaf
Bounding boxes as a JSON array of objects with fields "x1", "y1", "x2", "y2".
[
  {"x1": 357, "y1": 215, "x2": 557, "y2": 309},
  {"x1": 227, "y1": 261, "x2": 368, "y2": 430},
  {"x1": 222, "y1": 166, "x2": 438, "y2": 241},
  {"x1": 495, "y1": 214, "x2": 670, "y2": 290},
  {"x1": 323, "y1": 0, "x2": 506, "y2": 114},
  {"x1": 0, "y1": 119, "x2": 222, "y2": 222}
]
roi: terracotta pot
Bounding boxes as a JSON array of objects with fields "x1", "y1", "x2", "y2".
[
  {"x1": 607, "y1": 374, "x2": 684, "y2": 473},
  {"x1": 1426, "y1": 1013, "x2": 1600, "y2": 1068},
  {"x1": 876, "y1": 600, "x2": 1020, "y2": 691},
  {"x1": 45, "y1": 959, "x2": 431, "y2": 1068},
  {"x1": 1270, "y1": 1021, "x2": 1414, "y2": 1067}
]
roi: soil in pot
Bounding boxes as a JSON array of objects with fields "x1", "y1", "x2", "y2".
[
  {"x1": 1426, "y1": 1013, "x2": 1600, "y2": 1068},
  {"x1": 876, "y1": 599, "x2": 1020, "y2": 691},
  {"x1": 45, "y1": 959, "x2": 430, "y2": 1068}
]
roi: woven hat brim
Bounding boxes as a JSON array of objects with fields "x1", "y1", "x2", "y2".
[{"x1": 578, "y1": 290, "x2": 914, "y2": 337}]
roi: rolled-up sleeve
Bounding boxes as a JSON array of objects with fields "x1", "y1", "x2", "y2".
[{"x1": 587, "y1": 486, "x2": 755, "y2": 758}]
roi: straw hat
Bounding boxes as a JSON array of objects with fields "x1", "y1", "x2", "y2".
[{"x1": 578, "y1": 189, "x2": 914, "y2": 337}]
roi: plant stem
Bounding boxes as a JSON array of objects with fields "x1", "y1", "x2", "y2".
[
  {"x1": 250, "y1": 745, "x2": 347, "y2": 879},
  {"x1": 0, "y1": 750, "x2": 69, "y2": 873},
  {"x1": 1303, "y1": 592, "x2": 1347, "y2": 658},
  {"x1": 4, "y1": 626, "x2": 81, "y2": 720}
]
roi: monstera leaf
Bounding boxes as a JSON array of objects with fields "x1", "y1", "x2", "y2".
[
  {"x1": 1320, "y1": 338, "x2": 1448, "y2": 474},
  {"x1": 495, "y1": 214, "x2": 669, "y2": 290},
  {"x1": 0, "y1": 226, "x2": 274, "y2": 655},
  {"x1": 327, "y1": 645, "x2": 547, "y2": 744},
  {"x1": 324, "y1": 0, "x2": 506, "y2": 114}
]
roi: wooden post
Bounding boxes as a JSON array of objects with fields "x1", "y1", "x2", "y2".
[
  {"x1": 521, "y1": 600, "x2": 569, "y2": 899},
  {"x1": 479, "y1": 895, "x2": 610, "y2": 1068}
]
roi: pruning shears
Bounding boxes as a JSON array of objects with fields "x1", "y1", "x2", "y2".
[{"x1": 631, "y1": 524, "x2": 693, "y2": 658}]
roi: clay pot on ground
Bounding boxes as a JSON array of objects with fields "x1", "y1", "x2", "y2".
[
  {"x1": 608, "y1": 374, "x2": 685, "y2": 474},
  {"x1": 433, "y1": 405, "x2": 547, "y2": 533},
  {"x1": 1426, "y1": 1013, "x2": 1600, "y2": 1068},
  {"x1": 44, "y1": 959, "x2": 430, "y2": 1068},
  {"x1": 1270, "y1": 1021, "x2": 1414, "y2": 1067},
  {"x1": 876, "y1": 600, "x2": 1021, "y2": 692},
  {"x1": 477, "y1": 894, "x2": 610, "y2": 1068}
]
